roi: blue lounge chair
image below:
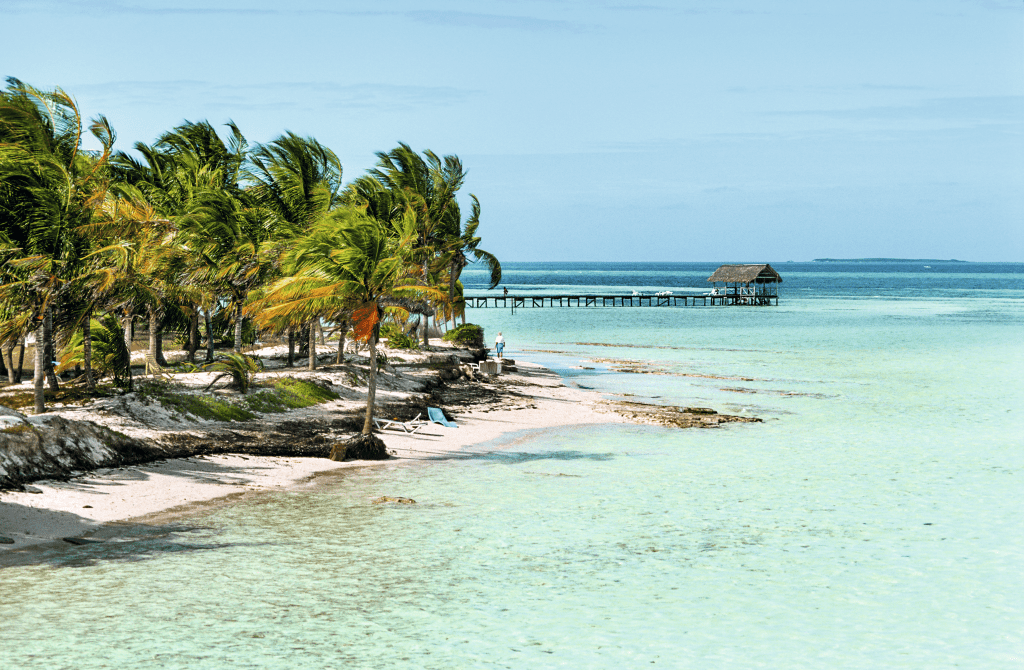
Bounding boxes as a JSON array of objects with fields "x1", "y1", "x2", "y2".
[{"x1": 427, "y1": 407, "x2": 458, "y2": 428}]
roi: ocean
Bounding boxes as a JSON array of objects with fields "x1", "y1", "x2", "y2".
[{"x1": 1, "y1": 261, "x2": 1022, "y2": 669}]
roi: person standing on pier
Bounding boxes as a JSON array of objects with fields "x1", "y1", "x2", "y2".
[
  {"x1": 495, "y1": 332, "x2": 505, "y2": 360},
  {"x1": 503, "y1": 287, "x2": 508, "y2": 297}
]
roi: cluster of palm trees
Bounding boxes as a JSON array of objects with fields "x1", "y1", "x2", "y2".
[{"x1": 0, "y1": 79, "x2": 501, "y2": 434}]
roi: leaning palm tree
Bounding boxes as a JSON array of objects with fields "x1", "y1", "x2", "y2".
[
  {"x1": 249, "y1": 207, "x2": 440, "y2": 455},
  {"x1": 435, "y1": 193, "x2": 501, "y2": 326},
  {"x1": 360, "y1": 143, "x2": 469, "y2": 346},
  {"x1": 0, "y1": 78, "x2": 115, "y2": 412},
  {"x1": 179, "y1": 188, "x2": 278, "y2": 353}
]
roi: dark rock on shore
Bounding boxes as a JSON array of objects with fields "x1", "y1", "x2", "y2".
[
  {"x1": 0, "y1": 411, "x2": 162, "y2": 490},
  {"x1": 330, "y1": 433, "x2": 388, "y2": 461},
  {"x1": 607, "y1": 401, "x2": 762, "y2": 429}
]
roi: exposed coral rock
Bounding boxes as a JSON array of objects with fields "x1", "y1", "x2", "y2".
[
  {"x1": 372, "y1": 496, "x2": 416, "y2": 504},
  {"x1": 604, "y1": 401, "x2": 761, "y2": 429}
]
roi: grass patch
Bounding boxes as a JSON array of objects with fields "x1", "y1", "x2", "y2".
[
  {"x1": 0, "y1": 385, "x2": 114, "y2": 411},
  {"x1": 244, "y1": 378, "x2": 339, "y2": 414},
  {"x1": 1, "y1": 423, "x2": 34, "y2": 434},
  {"x1": 155, "y1": 393, "x2": 258, "y2": 422}
]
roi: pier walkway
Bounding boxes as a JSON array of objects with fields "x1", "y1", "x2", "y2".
[{"x1": 465, "y1": 292, "x2": 778, "y2": 309}]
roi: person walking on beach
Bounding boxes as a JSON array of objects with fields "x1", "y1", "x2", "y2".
[{"x1": 495, "y1": 332, "x2": 505, "y2": 360}]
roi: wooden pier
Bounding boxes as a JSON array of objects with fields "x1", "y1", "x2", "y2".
[
  {"x1": 466, "y1": 264, "x2": 783, "y2": 310},
  {"x1": 465, "y1": 292, "x2": 778, "y2": 309}
]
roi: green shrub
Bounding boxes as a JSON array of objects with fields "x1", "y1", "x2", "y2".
[
  {"x1": 58, "y1": 314, "x2": 133, "y2": 389},
  {"x1": 156, "y1": 393, "x2": 257, "y2": 422},
  {"x1": 245, "y1": 378, "x2": 339, "y2": 414},
  {"x1": 442, "y1": 323, "x2": 484, "y2": 346},
  {"x1": 380, "y1": 323, "x2": 418, "y2": 349},
  {"x1": 204, "y1": 353, "x2": 263, "y2": 394}
]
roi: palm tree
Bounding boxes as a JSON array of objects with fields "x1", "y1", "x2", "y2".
[
  {"x1": 246, "y1": 132, "x2": 344, "y2": 368},
  {"x1": 359, "y1": 143, "x2": 469, "y2": 346},
  {"x1": 435, "y1": 193, "x2": 501, "y2": 326},
  {"x1": 249, "y1": 207, "x2": 440, "y2": 442},
  {"x1": 110, "y1": 120, "x2": 248, "y2": 365},
  {"x1": 179, "y1": 188, "x2": 277, "y2": 354},
  {"x1": 0, "y1": 79, "x2": 115, "y2": 412}
]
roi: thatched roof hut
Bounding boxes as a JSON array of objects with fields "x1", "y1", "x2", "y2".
[
  {"x1": 707, "y1": 264, "x2": 782, "y2": 284},
  {"x1": 706, "y1": 264, "x2": 781, "y2": 305}
]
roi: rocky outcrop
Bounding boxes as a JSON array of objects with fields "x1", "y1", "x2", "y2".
[
  {"x1": 329, "y1": 433, "x2": 388, "y2": 461},
  {"x1": 605, "y1": 401, "x2": 762, "y2": 429},
  {"x1": 0, "y1": 410, "x2": 161, "y2": 489}
]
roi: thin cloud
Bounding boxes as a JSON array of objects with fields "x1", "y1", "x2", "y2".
[
  {"x1": 405, "y1": 10, "x2": 586, "y2": 32},
  {"x1": 71, "y1": 80, "x2": 478, "y2": 113},
  {"x1": 5, "y1": 0, "x2": 590, "y2": 32},
  {"x1": 769, "y1": 96, "x2": 1024, "y2": 125},
  {"x1": 4, "y1": 1, "x2": 388, "y2": 18}
]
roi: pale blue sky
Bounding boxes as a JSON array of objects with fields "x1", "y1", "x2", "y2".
[{"x1": 3, "y1": 0, "x2": 1022, "y2": 261}]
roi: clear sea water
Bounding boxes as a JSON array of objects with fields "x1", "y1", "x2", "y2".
[{"x1": 2, "y1": 261, "x2": 1022, "y2": 669}]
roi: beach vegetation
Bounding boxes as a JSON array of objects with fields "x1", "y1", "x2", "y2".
[
  {"x1": 0, "y1": 79, "x2": 501, "y2": 416},
  {"x1": 150, "y1": 391, "x2": 257, "y2": 422},
  {"x1": 203, "y1": 352, "x2": 263, "y2": 394},
  {"x1": 58, "y1": 313, "x2": 133, "y2": 389},
  {"x1": 244, "y1": 377, "x2": 338, "y2": 414},
  {"x1": 442, "y1": 323, "x2": 484, "y2": 347},
  {"x1": 380, "y1": 323, "x2": 418, "y2": 349}
]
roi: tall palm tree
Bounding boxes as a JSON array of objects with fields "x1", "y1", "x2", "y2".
[
  {"x1": 360, "y1": 143, "x2": 468, "y2": 346},
  {"x1": 249, "y1": 207, "x2": 440, "y2": 435},
  {"x1": 435, "y1": 193, "x2": 501, "y2": 326},
  {"x1": 246, "y1": 132, "x2": 343, "y2": 367},
  {"x1": 179, "y1": 189, "x2": 278, "y2": 353},
  {"x1": 110, "y1": 120, "x2": 247, "y2": 365},
  {"x1": 0, "y1": 79, "x2": 115, "y2": 412}
]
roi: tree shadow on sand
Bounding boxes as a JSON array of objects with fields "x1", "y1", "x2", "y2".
[{"x1": 0, "y1": 497, "x2": 275, "y2": 570}]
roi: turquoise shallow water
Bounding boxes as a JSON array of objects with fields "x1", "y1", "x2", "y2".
[{"x1": 1, "y1": 262, "x2": 1022, "y2": 668}]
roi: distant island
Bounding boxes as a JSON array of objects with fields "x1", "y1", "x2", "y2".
[{"x1": 812, "y1": 258, "x2": 968, "y2": 263}]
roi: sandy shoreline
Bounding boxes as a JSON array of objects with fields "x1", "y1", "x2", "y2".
[{"x1": 0, "y1": 358, "x2": 624, "y2": 558}]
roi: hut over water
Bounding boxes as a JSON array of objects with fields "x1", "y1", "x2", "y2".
[{"x1": 707, "y1": 264, "x2": 782, "y2": 305}]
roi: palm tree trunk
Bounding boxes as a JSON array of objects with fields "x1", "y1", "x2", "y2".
[
  {"x1": 0, "y1": 345, "x2": 7, "y2": 379},
  {"x1": 83, "y1": 310, "x2": 94, "y2": 392},
  {"x1": 204, "y1": 308, "x2": 214, "y2": 363},
  {"x1": 148, "y1": 307, "x2": 159, "y2": 366},
  {"x1": 233, "y1": 301, "x2": 244, "y2": 354},
  {"x1": 124, "y1": 314, "x2": 133, "y2": 351},
  {"x1": 3, "y1": 343, "x2": 15, "y2": 384},
  {"x1": 361, "y1": 323, "x2": 379, "y2": 435},
  {"x1": 16, "y1": 337, "x2": 26, "y2": 383},
  {"x1": 336, "y1": 318, "x2": 348, "y2": 364},
  {"x1": 307, "y1": 319, "x2": 316, "y2": 371},
  {"x1": 287, "y1": 327, "x2": 295, "y2": 367},
  {"x1": 422, "y1": 259, "x2": 431, "y2": 348},
  {"x1": 34, "y1": 320, "x2": 46, "y2": 413},
  {"x1": 186, "y1": 308, "x2": 199, "y2": 363},
  {"x1": 155, "y1": 315, "x2": 167, "y2": 366},
  {"x1": 44, "y1": 308, "x2": 59, "y2": 391}
]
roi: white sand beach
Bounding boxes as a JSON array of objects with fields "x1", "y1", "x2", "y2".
[{"x1": 0, "y1": 357, "x2": 622, "y2": 555}]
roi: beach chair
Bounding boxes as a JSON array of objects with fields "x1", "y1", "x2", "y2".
[
  {"x1": 427, "y1": 407, "x2": 458, "y2": 428},
  {"x1": 144, "y1": 352, "x2": 171, "y2": 379},
  {"x1": 372, "y1": 413, "x2": 428, "y2": 433}
]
